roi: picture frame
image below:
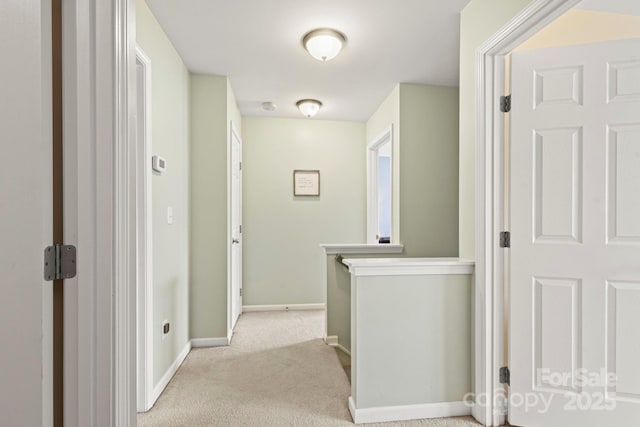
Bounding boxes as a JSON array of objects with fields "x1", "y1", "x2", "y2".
[{"x1": 293, "y1": 170, "x2": 320, "y2": 196}]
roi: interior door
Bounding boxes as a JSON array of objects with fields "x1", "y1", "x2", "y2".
[
  {"x1": 0, "y1": 1, "x2": 53, "y2": 425},
  {"x1": 510, "y1": 38, "x2": 640, "y2": 426},
  {"x1": 230, "y1": 123, "x2": 243, "y2": 330}
]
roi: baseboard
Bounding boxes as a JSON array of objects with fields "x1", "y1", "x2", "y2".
[
  {"x1": 325, "y1": 336, "x2": 351, "y2": 356},
  {"x1": 150, "y1": 341, "x2": 191, "y2": 407},
  {"x1": 242, "y1": 303, "x2": 325, "y2": 312},
  {"x1": 336, "y1": 344, "x2": 351, "y2": 356},
  {"x1": 348, "y1": 397, "x2": 472, "y2": 424},
  {"x1": 190, "y1": 337, "x2": 229, "y2": 348},
  {"x1": 471, "y1": 403, "x2": 484, "y2": 425},
  {"x1": 325, "y1": 335, "x2": 338, "y2": 346}
]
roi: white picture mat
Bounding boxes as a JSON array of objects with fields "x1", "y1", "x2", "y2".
[{"x1": 294, "y1": 170, "x2": 320, "y2": 196}]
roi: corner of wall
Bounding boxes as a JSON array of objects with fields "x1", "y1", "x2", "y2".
[
  {"x1": 189, "y1": 74, "x2": 230, "y2": 340},
  {"x1": 397, "y1": 83, "x2": 459, "y2": 257},
  {"x1": 458, "y1": 0, "x2": 532, "y2": 260},
  {"x1": 137, "y1": 0, "x2": 192, "y2": 386}
]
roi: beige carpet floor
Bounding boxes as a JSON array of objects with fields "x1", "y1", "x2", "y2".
[{"x1": 138, "y1": 310, "x2": 481, "y2": 427}]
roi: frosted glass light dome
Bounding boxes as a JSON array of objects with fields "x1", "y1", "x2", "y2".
[
  {"x1": 296, "y1": 99, "x2": 322, "y2": 118},
  {"x1": 303, "y1": 29, "x2": 346, "y2": 62}
]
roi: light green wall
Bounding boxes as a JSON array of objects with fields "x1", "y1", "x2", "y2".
[
  {"x1": 242, "y1": 117, "x2": 366, "y2": 305},
  {"x1": 189, "y1": 74, "x2": 229, "y2": 339},
  {"x1": 327, "y1": 83, "x2": 459, "y2": 347},
  {"x1": 365, "y1": 83, "x2": 459, "y2": 255},
  {"x1": 366, "y1": 86, "x2": 401, "y2": 243},
  {"x1": 458, "y1": 0, "x2": 531, "y2": 259},
  {"x1": 227, "y1": 79, "x2": 242, "y2": 136},
  {"x1": 399, "y1": 83, "x2": 459, "y2": 256},
  {"x1": 326, "y1": 252, "x2": 406, "y2": 352},
  {"x1": 137, "y1": 0, "x2": 191, "y2": 385},
  {"x1": 352, "y1": 273, "x2": 472, "y2": 407}
]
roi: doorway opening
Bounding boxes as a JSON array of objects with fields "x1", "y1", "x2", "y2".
[
  {"x1": 475, "y1": 1, "x2": 640, "y2": 425},
  {"x1": 366, "y1": 125, "x2": 394, "y2": 244}
]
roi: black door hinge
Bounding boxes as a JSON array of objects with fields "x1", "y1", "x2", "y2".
[
  {"x1": 500, "y1": 231, "x2": 511, "y2": 248},
  {"x1": 500, "y1": 366, "x2": 510, "y2": 386},
  {"x1": 500, "y1": 95, "x2": 511, "y2": 113},
  {"x1": 44, "y1": 244, "x2": 77, "y2": 281}
]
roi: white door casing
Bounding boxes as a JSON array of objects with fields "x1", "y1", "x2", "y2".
[
  {"x1": 509, "y1": 38, "x2": 640, "y2": 426},
  {"x1": 135, "y1": 46, "x2": 154, "y2": 413},
  {"x1": 230, "y1": 122, "x2": 243, "y2": 332},
  {"x1": 0, "y1": 1, "x2": 53, "y2": 425},
  {"x1": 62, "y1": 0, "x2": 137, "y2": 425}
]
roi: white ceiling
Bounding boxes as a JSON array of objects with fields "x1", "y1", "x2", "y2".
[{"x1": 145, "y1": 0, "x2": 472, "y2": 122}]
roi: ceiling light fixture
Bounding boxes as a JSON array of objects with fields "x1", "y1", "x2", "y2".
[
  {"x1": 302, "y1": 28, "x2": 346, "y2": 61},
  {"x1": 296, "y1": 99, "x2": 322, "y2": 118}
]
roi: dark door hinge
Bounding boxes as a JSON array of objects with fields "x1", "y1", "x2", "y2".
[
  {"x1": 44, "y1": 244, "x2": 77, "y2": 281},
  {"x1": 500, "y1": 95, "x2": 511, "y2": 113},
  {"x1": 500, "y1": 231, "x2": 511, "y2": 248},
  {"x1": 500, "y1": 366, "x2": 510, "y2": 385}
]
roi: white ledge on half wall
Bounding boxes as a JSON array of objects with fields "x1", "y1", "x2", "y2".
[
  {"x1": 319, "y1": 243, "x2": 404, "y2": 255},
  {"x1": 341, "y1": 257, "x2": 474, "y2": 277}
]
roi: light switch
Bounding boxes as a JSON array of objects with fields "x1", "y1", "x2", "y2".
[{"x1": 167, "y1": 206, "x2": 173, "y2": 224}]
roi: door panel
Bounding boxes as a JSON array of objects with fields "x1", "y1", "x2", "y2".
[
  {"x1": 0, "y1": 1, "x2": 53, "y2": 425},
  {"x1": 608, "y1": 124, "x2": 640, "y2": 242},
  {"x1": 510, "y1": 38, "x2": 640, "y2": 426}
]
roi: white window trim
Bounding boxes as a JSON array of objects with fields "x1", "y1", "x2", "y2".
[{"x1": 473, "y1": 1, "x2": 582, "y2": 426}]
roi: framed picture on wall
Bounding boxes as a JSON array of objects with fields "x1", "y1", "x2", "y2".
[{"x1": 293, "y1": 170, "x2": 320, "y2": 196}]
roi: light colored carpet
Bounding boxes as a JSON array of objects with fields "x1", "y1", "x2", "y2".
[{"x1": 138, "y1": 310, "x2": 481, "y2": 427}]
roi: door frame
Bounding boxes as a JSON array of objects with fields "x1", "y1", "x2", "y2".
[
  {"x1": 135, "y1": 46, "x2": 154, "y2": 413},
  {"x1": 228, "y1": 121, "x2": 242, "y2": 339},
  {"x1": 62, "y1": 0, "x2": 137, "y2": 425},
  {"x1": 473, "y1": 0, "x2": 581, "y2": 425},
  {"x1": 366, "y1": 125, "x2": 394, "y2": 244}
]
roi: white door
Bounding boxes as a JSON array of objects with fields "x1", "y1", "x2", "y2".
[
  {"x1": 0, "y1": 1, "x2": 53, "y2": 425},
  {"x1": 230, "y1": 123, "x2": 243, "y2": 330},
  {"x1": 510, "y1": 38, "x2": 640, "y2": 426}
]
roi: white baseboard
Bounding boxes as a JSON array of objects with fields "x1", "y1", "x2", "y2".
[
  {"x1": 150, "y1": 341, "x2": 191, "y2": 407},
  {"x1": 325, "y1": 335, "x2": 338, "y2": 346},
  {"x1": 325, "y1": 336, "x2": 351, "y2": 356},
  {"x1": 242, "y1": 303, "x2": 325, "y2": 312},
  {"x1": 336, "y1": 344, "x2": 351, "y2": 356},
  {"x1": 190, "y1": 337, "x2": 229, "y2": 348},
  {"x1": 348, "y1": 397, "x2": 472, "y2": 424}
]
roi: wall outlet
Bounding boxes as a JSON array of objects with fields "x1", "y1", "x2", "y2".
[
  {"x1": 167, "y1": 206, "x2": 173, "y2": 225},
  {"x1": 162, "y1": 320, "x2": 170, "y2": 339}
]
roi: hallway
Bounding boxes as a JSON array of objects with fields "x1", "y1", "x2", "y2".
[{"x1": 138, "y1": 310, "x2": 480, "y2": 426}]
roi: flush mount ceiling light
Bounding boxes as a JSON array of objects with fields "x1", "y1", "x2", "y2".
[
  {"x1": 296, "y1": 99, "x2": 322, "y2": 118},
  {"x1": 302, "y1": 28, "x2": 346, "y2": 61}
]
